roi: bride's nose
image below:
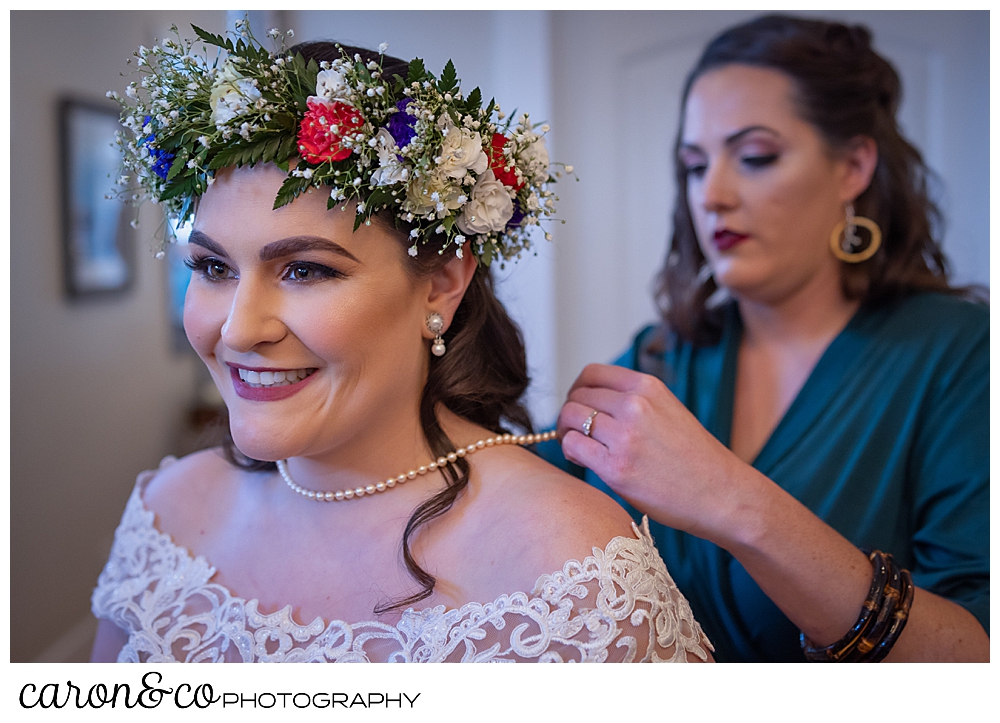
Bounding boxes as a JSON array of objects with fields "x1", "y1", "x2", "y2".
[{"x1": 221, "y1": 279, "x2": 286, "y2": 352}]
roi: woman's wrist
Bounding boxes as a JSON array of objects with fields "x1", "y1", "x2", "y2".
[
  {"x1": 702, "y1": 459, "x2": 877, "y2": 645},
  {"x1": 698, "y1": 454, "x2": 779, "y2": 553}
]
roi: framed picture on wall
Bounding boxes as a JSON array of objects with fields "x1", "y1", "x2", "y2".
[{"x1": 59, "y1": 97, "x2": 134, "y2": 298}]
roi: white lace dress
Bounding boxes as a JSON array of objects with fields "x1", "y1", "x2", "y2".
[{"x1": 92, "y1": 469, "x2": 713, "y2": 663}]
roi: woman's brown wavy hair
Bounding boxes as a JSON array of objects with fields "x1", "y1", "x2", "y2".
[
  {"x1": 658, "y1": 14, "x2": 976, "y2": 347},
  {"x1": 219, "y1": 42, "x2": 533, "y2": 614}
]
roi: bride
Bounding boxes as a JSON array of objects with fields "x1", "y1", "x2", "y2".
[{"x1": 90, "y1": 25, "x2": 712, "y2": 663}]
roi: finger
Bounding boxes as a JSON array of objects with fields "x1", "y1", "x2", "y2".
[
  {"x1": 556, "y1": 400, "x2": 600, "y2": 439},
  {"x1": 556, "y1": 400, "x2": 623, "y2": 449},
  {"x1": 560, "y1": 429, "x2": 613, "y2": 473},
  {"x1": 567, "y1": 386, "x2": 630, "y2": 418},
  {"x1": 568, "y1": 363, "x2": 659, "y2": 395}
]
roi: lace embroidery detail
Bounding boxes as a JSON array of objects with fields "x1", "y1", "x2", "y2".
[{"x1": 92, "y1": 473, "x2": 713, "y2": 663}]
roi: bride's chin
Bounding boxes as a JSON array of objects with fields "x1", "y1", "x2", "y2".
[{"x1": 228, "y1": 426, "x2": 291, "y2": 463}]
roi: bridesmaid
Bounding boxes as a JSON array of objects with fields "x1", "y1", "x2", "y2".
[{"x1": 542, "y1": 15, "x2": 988, "y2": 662}]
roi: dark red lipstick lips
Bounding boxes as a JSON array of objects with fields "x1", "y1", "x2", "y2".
[
  {"x1": 713, "y1": 229, "x2": 748, "y2": 251},
  {"x1": 229, "y1": 365, "x2": 315, "y2": 402}
]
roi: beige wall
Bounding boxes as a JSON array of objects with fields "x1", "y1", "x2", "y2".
[{"x1": 10, "y1": 10, "x2": 226, "y2": 662}]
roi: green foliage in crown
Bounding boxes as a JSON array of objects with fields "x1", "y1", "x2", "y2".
[{"x1": 111, "y1": 20, "x2": 571, "y2": 264}]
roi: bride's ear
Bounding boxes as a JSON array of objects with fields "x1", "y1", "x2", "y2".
[{"x1": 423, "y1": 250, "x2": 478, "y2": 331}]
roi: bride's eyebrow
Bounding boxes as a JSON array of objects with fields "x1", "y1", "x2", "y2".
[
  {"x1": 188, "y1": 230, "x2": 227, "y2": 255},
  {"x1": 187, "y1": 231, "x2": 361, "y2": 264},
  {"x1": 259, "y1": 236, "x2": 360, "y2": 263}
]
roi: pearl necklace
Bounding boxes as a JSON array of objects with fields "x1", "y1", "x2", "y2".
[{"x1": 277, "y1": 430, "x2": 558, "y2": 502}]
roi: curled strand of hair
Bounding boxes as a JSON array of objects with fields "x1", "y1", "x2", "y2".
[
  {"x1": 374, "y1": 272, "x2": 532, "y2": 614},
  {"x1": 372, "y1": 392, "x2": 465, "y2": 615}
]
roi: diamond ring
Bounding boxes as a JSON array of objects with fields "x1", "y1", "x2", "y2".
[{"x1": 582, "y1": 410, "x2": 599, "y2": 437}]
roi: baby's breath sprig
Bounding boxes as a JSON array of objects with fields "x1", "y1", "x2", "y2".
[{"x1": 112, "y1": 21, "x2": 564, "y2": 265}]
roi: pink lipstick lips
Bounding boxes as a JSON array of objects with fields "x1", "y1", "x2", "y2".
[
  {"x1": 229, "y1": 364, "x2": 316, "y2": 402},
  {"x1": 713, "y1": 229, "x2": 749, "y2": 251}
]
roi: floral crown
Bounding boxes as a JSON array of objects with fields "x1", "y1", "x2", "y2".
[{"x1": 111, "y1": 21, "x2": 570, "y2": 265}]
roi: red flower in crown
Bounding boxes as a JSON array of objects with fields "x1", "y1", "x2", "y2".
[
  {"x1": 488, "y1": 133, "x2": 525, "y2": 190},
  {"x1": 297, "y1": 99, "x2": 365, "y2": 164}
]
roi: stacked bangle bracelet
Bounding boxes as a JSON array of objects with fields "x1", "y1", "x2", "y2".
[{"x1": 800, "y1": 550, "x2": 915, "y2": 662}]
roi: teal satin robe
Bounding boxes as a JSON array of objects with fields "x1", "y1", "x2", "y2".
[{"x1": 538, "y1": 293, "x2": 989, "y2": 662}]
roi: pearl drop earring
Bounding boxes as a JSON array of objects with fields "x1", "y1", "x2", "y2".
[{"x1": 426, "y1": 313, "x2": 446, "y2": 357}]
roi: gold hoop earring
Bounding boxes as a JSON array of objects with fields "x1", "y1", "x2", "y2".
[{"x1": 830, "y1": 203, "x2": 882, "y2": 263}]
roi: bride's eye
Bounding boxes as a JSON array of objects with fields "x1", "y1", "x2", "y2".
[
  {"x1": 185, "y1": 256, "x2": 235, "y2": 281},
  {"x1": 283, "y1": 262, "x2": 345, "y2": 282}
]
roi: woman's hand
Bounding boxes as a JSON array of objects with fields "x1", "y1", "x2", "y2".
[
  {"x1": 556, "y1": 363, "x2": 753, "y2": 544},
  {"x1": 555, "y1": 363, "x2": 875, "y2": 644}
]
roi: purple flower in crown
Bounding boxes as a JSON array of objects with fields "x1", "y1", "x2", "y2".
[
  {"x1": 148, "y1": 147, "x2": 176, "y2": 180},
  {"x1": 387, "y1": 98, "x2": 417, "y2": 150},
  {"x1": 506, "y1": 199, "x2": 526, "y2": 229},
  {"x1": 138, "y1": 116, "x2": 175, "y2": 180}
]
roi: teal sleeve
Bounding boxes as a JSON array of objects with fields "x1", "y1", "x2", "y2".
[{"x1": 907, "y1": 315, "x2": 990, "y2": 633}]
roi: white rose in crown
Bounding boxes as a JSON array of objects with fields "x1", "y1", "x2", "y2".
[
  {"x1": 520, "y1": 136, "x2": 550, "y2": 184},
  {"x1": 210, "y1": 61, "x2": 261, "y2": 127},
  {"x1": 311, "y1": 66, "x2": 351, "y2": 104},
  {"x1": 405, "y1": 173, "x2": 464, "y2": 217},
  {"x1": 437, "y1": 120, "x2": 489, "y2": 179},
  {"x1": 370, "y1": 129, "x2": 409, "y2": 187},
  {"x1": 457, "y1": 170, "x2": 514, "y2": 234}
]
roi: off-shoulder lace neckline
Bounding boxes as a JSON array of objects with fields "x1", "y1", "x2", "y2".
[
  {"x1": 95, "y1": 464, "x2": 713, "y2": 662},
  {"x1": 130, "y1": 466, "x2": 655, "y2": 631}
]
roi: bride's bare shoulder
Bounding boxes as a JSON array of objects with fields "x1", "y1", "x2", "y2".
[
  {"x1": 487, "y1": 445, "x2": 635, "y2": 537},
  {"x1": 142, "y1": 447, "x2": 236, "y2": 530},
  {"x1": 435, "y1": 445, "x2": 639, "y2": 594}
]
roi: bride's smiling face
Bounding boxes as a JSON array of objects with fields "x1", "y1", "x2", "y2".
[{"x1": 184, "y1": 164, "x2": 434, "y2": 463}]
